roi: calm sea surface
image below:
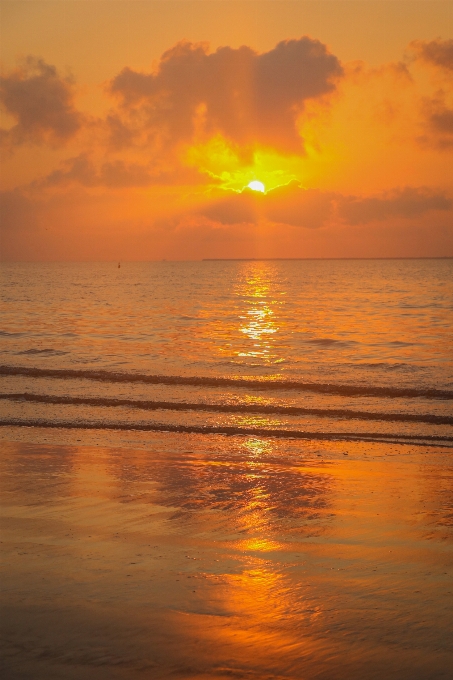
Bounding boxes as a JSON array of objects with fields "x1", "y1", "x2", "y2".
[{"x1": 1, "y1": 259, "x2": 452, "y2": 446}]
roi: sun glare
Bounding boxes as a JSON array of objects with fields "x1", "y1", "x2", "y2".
[{"x1": 248, "y1": 180, "x2": 265, "y2": 193}]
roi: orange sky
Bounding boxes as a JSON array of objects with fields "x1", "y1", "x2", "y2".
[{"x1": 1, "y1": 0, "x2": 452, "y2": 260}]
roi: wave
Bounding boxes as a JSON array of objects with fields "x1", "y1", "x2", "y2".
[
  {"x1": 305, "y1": 337, "x2": 351, "y2": 347},
  {"x1": 2, "y1": 393, "x2": 452, "y2": 425},
  {"x1": 0, "y1": 418, "x2": 451, "y2": 446},
  {"x1": 352, "y1": 362, "x2": 415, "y2": 371},
  {"x1": 16, "y1": 349, "x2": 68, "y2": 356},
  {"x1": 1, "y1": 365, "x2": 452, "y2": 399}
]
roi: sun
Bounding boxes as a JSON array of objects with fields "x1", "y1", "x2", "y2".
[{"x1": 247, "y1": 180, "x2": 265, "y2": 193}]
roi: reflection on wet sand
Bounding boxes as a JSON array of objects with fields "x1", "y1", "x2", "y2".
[
  {"x1": 420, "y1": 460, "x2": 453, "y2": 538},
  {"x1": 106, "y1": 435, "x2": 334, "y2": 536},
  {"x1": 1, "y1": 434, "x2": 453, "y2": 679}
]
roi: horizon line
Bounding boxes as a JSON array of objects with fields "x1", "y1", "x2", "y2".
[
  {"x1": 1, "y1": 256, "x2": 452, "y2": 264},
  {"x1": 202, "y1": 257, "x2": 453, "y2": 261}
]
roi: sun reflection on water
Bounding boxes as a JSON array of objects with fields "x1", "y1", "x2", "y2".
[
  {"x1": 236, "y1": 537, "x2": 283, "y2": 552},
  {"x1": 242, "y1": 437, "x2": 273, "y2": 458},
  {"x1": 235, "y1": 263, "x2": 285, "y2": 364}
]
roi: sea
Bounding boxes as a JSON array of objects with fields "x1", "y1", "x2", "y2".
[{"x1": 0, "y1": 258, "x2": 452, "y2": 448}]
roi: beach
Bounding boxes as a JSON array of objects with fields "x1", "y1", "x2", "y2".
[{"x1": 1, "y1": 429, "x2": 452, "y2": 679}]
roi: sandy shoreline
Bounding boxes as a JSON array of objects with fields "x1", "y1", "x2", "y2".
[{"x1": 1, "y1": 430, "x2": 452, "y2": 679}]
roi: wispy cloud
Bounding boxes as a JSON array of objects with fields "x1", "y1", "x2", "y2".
[{"x1": 410, "y1": 38, "x2": 453, "y2": 72}]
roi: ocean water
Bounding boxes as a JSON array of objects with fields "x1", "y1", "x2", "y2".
[{"x1": 1, "y1": 259, "x2": 452, "y2": 447}]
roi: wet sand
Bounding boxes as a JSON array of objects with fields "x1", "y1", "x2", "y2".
[{"x1": 1, "y1": 430, "x2": 452, "y2": 679}]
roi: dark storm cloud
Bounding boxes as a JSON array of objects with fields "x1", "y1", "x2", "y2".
[
  {"x1": 0, "y1": 57, "x2": 82, "y2": 148},
  {"x1": 338, "y1": 187, "x2": 452, "y2": 225},
  {"x1": 108, "y1": 37, "x2": 343, "y2": 154},
  {"x1": 411, "y1": 39, "x2": 453, "y2": 72}
]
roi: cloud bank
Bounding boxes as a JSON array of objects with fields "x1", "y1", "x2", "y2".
[
  {"x1": 109, "y1": 37, "x2": 343, "y2": 155},
  {"x1": 194, "y1": 183, "x2": 451, "y2": 229}
]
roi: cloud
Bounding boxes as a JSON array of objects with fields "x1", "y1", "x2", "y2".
[
  {"x1": 418, "y1": 93, "x2": 453, "y2": 149},
  {"x1": 0, "y1": 57, "x2": 82, "y2": 149},
  {"x1": 407, "y1": 40, "x2": 453, "y2": 148},
  {"x1": 104, "y1": 113, "x2": 137, "y2": 150},
  {"x1": 264, "y1": 182, "x2": 335, "y2": 228},
  {"x1": 42, "y1": 154, "x2": 152, "y2": 188},
  {"x1": 35, "y1": 153, "x2": 209, "y2": 189},
  {"x1": 194, "y1": 183, "x2": 451, "y2": 229},
  {"x1": 198, "y1": 191, "x2": 257, "y2": 225},
  {"x1": 337, "y1": 187, "x2": 452, "y2": 225},
  {"x1": 196, "y1": 181, "x2": 334, "y2": 228},
  {"x1": 2, "y1": 181, "x2": 451, "y2": 261},
  {"x1": 411, "y1": 39, "x2": 453, "y2": 72},
  {"x1": 429, "y1": 107, "x2": 453, "y2": 135},
  {"x1": 42, "y1": 154, "x2": 98, "y2": 187},
  {"x1": 108, "y1": 37, "x2": 343, "y2": 155}
]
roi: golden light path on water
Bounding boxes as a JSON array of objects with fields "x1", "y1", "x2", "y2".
[{"x1": 236, "y1": 263, "x2": 281, "y2": 364}]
